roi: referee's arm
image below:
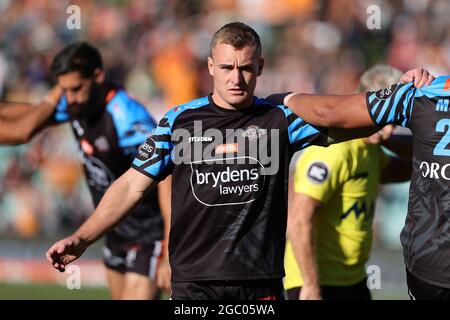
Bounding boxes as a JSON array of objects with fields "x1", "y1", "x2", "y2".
[{"x1": 288, "y1": 193, "x2": 322, "y2": 300}]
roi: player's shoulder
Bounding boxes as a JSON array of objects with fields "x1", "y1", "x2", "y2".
[
  {"x1": 106, "y1": 89, "x2": 156, "y2": 131},
  {"x1": 417, "y1": 75, "x2": 450, "y2": 98},
  {"x1": 257, "y1": 96, "x2": 291, "y2": 115},
  {"x1": 107, "y1": 89, "x2": 146, "y2": 112},
  {"x1": 257, "y1": 96, "x2": 303, "y2": 131},
  {"x1": 428, "y1": 75, "x2": 450, "y2": 88},
  {"x1": 106, "y1": 89, "x2": 154, "y2": 121},
  {"x1": 162, "y1": 96, "x2": 210, "y2": 124}
]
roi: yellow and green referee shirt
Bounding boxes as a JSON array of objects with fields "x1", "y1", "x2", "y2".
[{"x1": 284, "y1": 138, "x2": 389, "y2": 288}]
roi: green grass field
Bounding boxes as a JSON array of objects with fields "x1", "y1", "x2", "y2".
[
  {"x1": 0, "y1": 283, "x2": 110, "y2": 300},
  {"x1": 0, "y1": 282, "x2": 407, "y2": 300}
]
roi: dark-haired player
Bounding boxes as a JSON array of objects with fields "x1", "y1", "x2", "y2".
[{"x1": 0, "y1": 42, "x2": 171, "y2": 300}]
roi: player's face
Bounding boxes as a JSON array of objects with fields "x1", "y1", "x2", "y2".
[
  {"x1": 57, "y1": 71, "x2": 102, "y2": 118},
  {"x1": 208, "y1": 43, "x2": 264, "y2": 109},
  {"x1": 58, "y1": 71, "x2": 93, "y2": 107}
]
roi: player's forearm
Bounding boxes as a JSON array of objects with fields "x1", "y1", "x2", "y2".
[
  {"x1": 0, "y1": 86, "x2": 61, "y2": 143},
  {"x1": 74, "y1": 173, "x2": 145, "y2": 245},
  {"x1": 22, "y1": 102, "x2": 56, "y2": 135},
  {"x1": 0, "y1": 102, "x2": 55, "y2": 144},
  {"x1": 0, "y1": 102, "x2": 34, "y2": 120},
  {"x1": 285, "y1": 93, "x2": 369, "y2": 128}
]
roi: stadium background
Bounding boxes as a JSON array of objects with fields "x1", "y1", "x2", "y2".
[{"x1": 0, "y1": 0, "x2": 448, "y2": 299}]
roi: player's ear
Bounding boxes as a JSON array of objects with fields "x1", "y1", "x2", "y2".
[
  {"x1": 93, "y1": 68, "x2": 105, "y2": 84},
  {"x1": 207, "y1": 57, "x2": 214, "y2": 77},
  {"x1": 257, "y1": 58, "x2": 264, "y2": 76}
]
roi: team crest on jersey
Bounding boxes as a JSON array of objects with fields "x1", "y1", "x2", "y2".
[
  {"x1": 307, "y1": 162, "x2": 329, "y2": 184},
  {"x1": 94, "y1": 136, "x2": 110, "y2": 152},
  {"x1": 375, "y1": 84, "x2": 398, "y2": 100},
  {"x1": 136, "y1": 137, "x2": 156, "y2": 161},
  {"x1": 242, "y1": 125, "x2": 267, "y2": 141}
]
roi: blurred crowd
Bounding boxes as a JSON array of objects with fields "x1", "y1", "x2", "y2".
[{"x1": 0, "y1": 0, "x2": 449, "y2": 244}]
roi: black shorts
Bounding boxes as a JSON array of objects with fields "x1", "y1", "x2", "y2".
[
  {"x1": 406, "y1": 269, "x2": 450, "y2": 300},
  {"x1": 102, "y1": 235, "x2": 163, "y2": 279},
  {"x1": 170, "y1": 279, "x2": 285, "y2": 300},
  {"x1": 286, "y1": 278, "x2": 371, "y2": 300}
]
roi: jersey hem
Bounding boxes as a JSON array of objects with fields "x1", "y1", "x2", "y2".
[
  {"x1": 131, "y1": 164, "x2": 164, "y2": 181},
  {"x1": 406, "y1": 266, "x2": 450, "y2": 289},
  {"x1": 171, "y1": 273, "x2": 285, "y2": 283}
]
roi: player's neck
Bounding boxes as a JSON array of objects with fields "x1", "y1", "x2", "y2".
[
  {"x1": 211, "y1": 92, "x2": 253, "y2": 111},
  {"x1": 82, "y1": 81, "x2": 114, "y2": 124}
]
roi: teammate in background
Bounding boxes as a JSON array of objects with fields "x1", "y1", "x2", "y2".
[
  {"x1": 0, "y1": 42, "x2": 171, "y2": 300},
  {"x1": 282, "y1": 70, "x2": 450, "y2": 300},
  {"x1": 46, "y1": 22, "x2": 431, "y2": 300},
  {"x1": 284, "y1": 65, "x2": 412, "y2": 300}
]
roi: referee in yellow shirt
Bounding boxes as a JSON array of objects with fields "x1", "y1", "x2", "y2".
[{"x1": 284, "y1": 65, "x2": 412, "y2": 300}]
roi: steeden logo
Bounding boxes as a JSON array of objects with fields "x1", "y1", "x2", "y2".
[
  {"x1": 189, "y1": 136, "x2": 213, "y2": 142},
  {"x1": 242, "y1": 125, "x2": 266, "y2": 141}
]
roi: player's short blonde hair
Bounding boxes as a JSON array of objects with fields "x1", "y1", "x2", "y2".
[
  {"x1": 357, "y1": 64, "x2": 403, "y2": 93},
  {"x1": 210, "y1": 22, "x2": 262, "y2": 59}
]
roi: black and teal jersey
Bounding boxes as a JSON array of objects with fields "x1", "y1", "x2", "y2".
[
  {"x1": 367, "y1": 76, "x2": 450, "y2": 288},
  {"x1": 54, "y1": 85, "x2": 163, "y2": 244},
  {"x1": 132, "y1": 94, "x2": 328, "y2": 282}
]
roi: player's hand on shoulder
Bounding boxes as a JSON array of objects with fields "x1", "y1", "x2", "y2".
[
  {"x1": 46, "y1": 235, "x2": 87, "y2": 272},
  {"x1": 43, "y1": 85, "x2": 63, "y2": 107},
  {"x1": 400, "y1": 67, "x2": 435, "y2": 88}
]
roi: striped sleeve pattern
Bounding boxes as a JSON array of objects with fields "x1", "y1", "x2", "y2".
[
  {"x1": 278, "y1": 105, "x2": 329, "y2": 152},
  {"x1": 131, "y1": 112, "x2": 175, "y2": 180},
  {"x1": 366, "y1": 82, "x2": 415, "y2": 127}
]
